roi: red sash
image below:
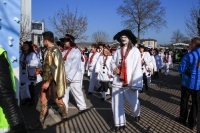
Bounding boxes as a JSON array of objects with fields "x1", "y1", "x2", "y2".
[
  {"x1": 164, "y1": 55, "x2": 169, "y2": 63},
  {"x1": 63, "y1": 47, "x2": 74, "y2": 61},
  {"x1": 120, "y1": 47, "x2": 129, "y2": 86},
  {"x1": 89, "y1": 52, "x2": 96, "y2": 65}
]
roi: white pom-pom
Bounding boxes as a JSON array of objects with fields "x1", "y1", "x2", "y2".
[
  {"x1": 0, "y1": 45, "x2": 3, "y2": 48},
  {"x1": 8, "y1": 36, "x2": 13, "y2": 41},
  {"x1": 11, "y1": 56, "x2": 17, "y2": 63},
  {"x1": 8, "y1": 41, "x2": 12, "y2": 46},
  {"x1": 14, "y1": 17, "x2": 20, "y2": 23}
]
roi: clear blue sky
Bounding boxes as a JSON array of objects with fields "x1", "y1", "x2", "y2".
[{"x1": 32, "y1": 0, "x2": 199, "y2": 45}]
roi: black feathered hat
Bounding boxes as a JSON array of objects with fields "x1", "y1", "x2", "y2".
[
  {"x1": 59, "y1": 34, "x2": 76, "y2": 46},
  {"x1": 59, "y1": 34, "x2": 75, "y2": 42},
  {"x1": 113, "y1": 29, "x2": 137, "y2": 45},
  {"x1": 138, "y1": 44, "x2": 145, "y2": 49}
]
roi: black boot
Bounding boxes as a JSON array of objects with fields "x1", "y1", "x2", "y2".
[
  {"x1": 135, "y1": 116, "x2": 140, "y2": 122},
  {"x1": 111, "y1": 126, "x2": 121, "y2": 132}
]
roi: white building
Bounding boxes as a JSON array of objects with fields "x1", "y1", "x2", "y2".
[
  {"x1": 31, "y1": 20, "x2": 44, "y2": 46},
  {"x1": 141, "y1": 38, "x2": 157, "y2": 48}
]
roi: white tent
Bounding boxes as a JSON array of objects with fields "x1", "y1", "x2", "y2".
[{"x1": 173, "y1": 43, "x2": 189, "y2": 46}]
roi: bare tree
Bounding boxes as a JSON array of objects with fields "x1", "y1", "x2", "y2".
[
  {"x1": 20, "y1": 14, "x2": 32, "y2": 43},
  {"x1": 185, "y1": 2, "x2": 200, "y2": 37},
  {"x1": 92, "y1": 31, "x2": 109, "y2": 43},
  {"x1": 49, "y1": 5, "x2": 88, "y2": 41},
  {"x1": 171, "y1": 29, "x2": 190, "y2": 44},
  {"x1": 117, "y1": 0, "x2": 166, "y2": 44}
]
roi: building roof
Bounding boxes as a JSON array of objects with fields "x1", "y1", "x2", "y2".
[{"x1": 140, "y1": 38, "x2": 157, "y2": 42}]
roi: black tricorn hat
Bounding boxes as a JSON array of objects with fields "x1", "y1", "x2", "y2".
[
  {"x1": 59, "y1": 34, "x2": 75, "y2": 43},
  {"x1": 113, "y1": 29, "x2": 137, "y2": 45},
  {"x1": 138, "y1": 44, "x2": 145, "y2": 49}
]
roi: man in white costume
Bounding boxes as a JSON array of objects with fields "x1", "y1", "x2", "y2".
[
  {"x1": 87, "y1": 44, "x2": 101, "y2": 94},
  {"x1": 111, "y1": 29, "x2": 143, "y2": 132},
  {"x1": 60, "y1": 34, "x2": 87, "y2": 113},
  {"x1": 139, "y1": 45, "x2": 152, "y2": 93}
]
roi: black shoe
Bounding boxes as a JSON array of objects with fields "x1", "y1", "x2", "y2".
[
  {"x1": 29, "y1": 120, "x2": 44, "y2": 130},
  {"x1": 175, "y1": 117, "x2": 186, "y2": 125},
  {"x1": 121, "y1": 125, "x2": 126, "y2": 130},
  {"x1": 101, "y1": 98, "x2": 105, "y2": 101},
  {"x1": 79, "y1": 109, "x2": 87, "y2": 114},
  {"x1": 135, "y1": 116, "x2": 140, "y2": 122},
  {"x1": 111, "y1": 126, "x2": 121, "y2": 132},
  {"x1": 188, "y1": 122, "x2": 197, "y2": 130},
  {"x1": 88, "y1": 92, "x2": 93, "y2": 95}
]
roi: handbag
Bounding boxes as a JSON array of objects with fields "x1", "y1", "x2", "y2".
[
  {"x1": 20, "y1": 83, "x2": 31, "y2": 100},
  {"x1": 28, "y1": 69, "x2": 37, "y2": 81}
]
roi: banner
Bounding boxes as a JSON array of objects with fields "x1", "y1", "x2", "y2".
[{"x1": 0, "y1": 0, "x2": 20, "y2": 104}]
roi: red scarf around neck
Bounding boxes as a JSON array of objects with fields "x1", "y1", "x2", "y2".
[
  {"x1": 89, "y1": 52, "x2": 96, "y2": 65},
  {"x1": 120, "y1": 46, "x2": 130, "y2": 86},
  {"x1": 63, "y1": 47, "x2": 75, "y2": 61},
  {"x1": 164, "y1": 55, "x2": 169, "y2": 63}
]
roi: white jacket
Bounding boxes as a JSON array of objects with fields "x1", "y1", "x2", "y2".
[
  {"x1": 20, "y1": 52, "x2": 39, "y2": 84},
  {"x1": 141, "y1": 52, "x2": 152, "y2": 74},
  {"x1": 110, "y1": 47, "x2": 143, "y2": 90},
  {"x1": 95, "y1": 55, "x2": 112, "y2": 81},
  {"x1": 150, "y1": 55, "x2": 157, "y2": 73},
  {"x1": 63, "y1": 48, "x2": 82, "y2": 82},
  {"x1": 87, "y1": 52, "x2": 100, "y2": 76}
]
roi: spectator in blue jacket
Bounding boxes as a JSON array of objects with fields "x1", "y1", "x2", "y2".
[{"x1": 177, "y1": 37, "x2": 200, "y2": 130}]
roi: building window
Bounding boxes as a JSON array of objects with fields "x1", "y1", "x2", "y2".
[{"x1": 32, "y1": 23, "x2": 42, "y2": 30}]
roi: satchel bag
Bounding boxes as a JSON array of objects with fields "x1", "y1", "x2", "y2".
[{"x1": 28, "y1": 69, "x2": 37, "y2": 81}]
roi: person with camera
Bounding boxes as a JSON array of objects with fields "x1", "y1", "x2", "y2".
[
  {"x1": 110, "y1": 29, "x2": 143, "y2": 132},
  {"x1": 176, "y1": 37, "x2": 200, "y2": 130}
]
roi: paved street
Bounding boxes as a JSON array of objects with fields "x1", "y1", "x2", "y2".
[{"x1": 20, "y1": 64, "x2": 197, "y2": 133}]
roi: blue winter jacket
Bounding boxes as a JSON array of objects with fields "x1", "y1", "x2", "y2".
[{"x1": 178, "y1": 47, "x2": 200, "y2": 90}]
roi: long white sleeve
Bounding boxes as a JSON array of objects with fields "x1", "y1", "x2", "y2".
[
  {"x1": 66, "y1": 50, "x2": 81, "y2": 81},
  {"x1": 27, "y1": 52, "x2": 39, "y2": 68}
]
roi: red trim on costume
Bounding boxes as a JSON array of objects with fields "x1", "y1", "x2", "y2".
[
  {"x1": 89, "y1": 52, "x2": 96, "y2": 65},
  {"x1": 120, "y1": 47, "x2": 130, "y2": 86}
]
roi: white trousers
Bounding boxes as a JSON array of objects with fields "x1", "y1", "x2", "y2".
[
  {"x1": 81, "y1": 74, "x2": 84, "y2": 89},
  {"x1": 63, "y1": 82, "x2": 87, "y2": 111},
  {"x1": 88, "y1": 70, "x2": 101, "y2": 92},
  {"x1": 112, "y1": 87, "x2": 140, "y2": 126},
  {"x1": 164, "y1": 63, "x2": 169, "y2": 75}
]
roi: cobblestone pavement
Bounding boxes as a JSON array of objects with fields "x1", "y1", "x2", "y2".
[{"x1": 21, "y1": 64, "x2": 197, "y2": 133}]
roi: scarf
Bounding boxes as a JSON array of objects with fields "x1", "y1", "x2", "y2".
[
  {"x1": 120, "y1": 46, "x2": 130, "y2": 86},
  {"x1": 164, "y1": 55, "x2": 169, "y2": 63},
  {"x1": 89, "y1": 52, "x2": 96, "y2": 65},
  {"x1": 63, "y1": 47, "x2": 74, "y2": 61}
]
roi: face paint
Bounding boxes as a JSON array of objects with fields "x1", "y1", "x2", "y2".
[{"x1": 120, "y1": 36, "x2": 129, "y2": 45}]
